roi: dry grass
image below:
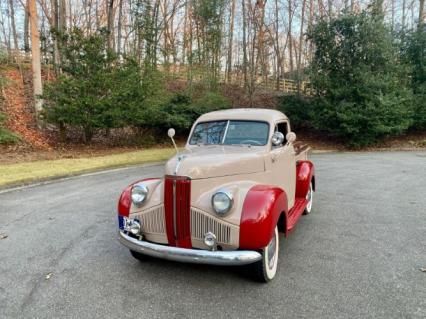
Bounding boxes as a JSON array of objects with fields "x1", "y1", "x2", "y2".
[{"x1": 0, "y1": 147, "x2": 175, "y2": 187}]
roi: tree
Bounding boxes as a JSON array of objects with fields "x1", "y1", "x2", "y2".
[
  {"x1": 402, "y1": 25, "x2": 426, "y2": 129},
  {"x1": 307, "y1": 10, "x2": 413, "y2": 147},
  {"x1": 28, "y1": 0, "x2": 43, "y2": 118},
  {"x1": 226, "y1": 0, "x2": 236, "y2": 82}
]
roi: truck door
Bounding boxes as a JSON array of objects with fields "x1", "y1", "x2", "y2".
[{"x1": 269, "y1": 121, "x2": 296, "y2": 209}]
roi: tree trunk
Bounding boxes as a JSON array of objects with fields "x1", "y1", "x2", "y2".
[
  {"x1": 328, "y1": 0, "x2": 332, "y2": 20},
  {"x1": 28, "y1": 0, "x2": 43, "y2": 118},
  {"x1": 52, "y1": 0, "x2": 60, "y2": 76},
  {"x1": 402, "y1": 0, "x2": 406, "y2": 29},
  {"x1": 420, "y1": 0, "x2": 425, "y2": 25},
  {"x1": 274, "y1": 0, "x2": 281, "y2": 90},
  {"x1": 117, "y1": 0, "x2": 123, "y2": 56},
  {"x1": 242, "y1": 0, "x2": 248, "y2": 88},
  {"x1": 182, "y1": 0, "x2": 188, "y2": 65},
  {"x1": 226, "y1": 0, "x2": 236, "y2": 83},
  {"x1": 297, "y1": 0, "x2": 306, "y2": 95},
  {"x1": 59, "y1": 0, "x2": 66, "y2": 29},
  {"x1": 24, "y1": 1, "x2": 30, "y2": 52},
  {"x1": 107, "y1": 0, "x2": 115, "y2": 50},
  {"x1": 256, "y1": 0, "x2": 267, "y2": 84},
  {"x1": 288, "y1": 0, "x2": 294, "y2": 75},
  {"x1": 8, "y1": 0, "x2": 18, "y2": 51}
]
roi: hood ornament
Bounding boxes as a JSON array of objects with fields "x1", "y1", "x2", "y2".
[{"x1": 174, "y1": 155, "x2": 186, "y2": 175}]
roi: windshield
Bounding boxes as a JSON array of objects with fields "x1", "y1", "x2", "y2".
[{"x1": 189, "y1": 120, "x2": 269, "y2": 146}]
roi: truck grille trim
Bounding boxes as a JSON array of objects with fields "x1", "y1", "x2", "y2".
[
  {"x1": 190, "y1": 208, "x2": 233, "y2": 245},
  {"x1": 134, "y1": 205, "x2": 166, "y2": 234}
]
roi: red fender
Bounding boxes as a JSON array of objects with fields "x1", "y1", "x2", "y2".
[
  {"x1": 239, "y1": 185, "x2": 288, "y2": 250},
  {"x1": 117, "y1": 178, "x2": 160, "y2": 217},
  {"x1": 295, "y1": 161, "x2": 315, "y2": 199}
]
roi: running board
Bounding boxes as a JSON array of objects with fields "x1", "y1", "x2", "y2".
[{"x1": 287, "y1": 198, "x2": 308, "y2": 233}]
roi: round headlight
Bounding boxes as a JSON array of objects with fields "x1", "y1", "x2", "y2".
[
  {"x1": 131, "y1": 184, "x2": 149, "y2": 205},
  {"x1": 212, "y1": 190, "x2": 233, "y2": 215}
]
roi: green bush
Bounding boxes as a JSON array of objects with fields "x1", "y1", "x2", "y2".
[
  {"x1": 277, "y1": 95, "x2": 312, "y2": 130},
  {"x1": 147, "y1": 91, "x2": 230, "y2": 133},
  {"x1": 401, "y1": 26, "x2": 426, "y2": 130},
  {"x1": 42, "y1": 29, "x2": 231, "y2": 143},
  {"x1": 43, "y1": 29, "x2": 164, "y2": 142},
  {"x1": 0, "y1": 113, "x2": 20, "y2": 145},
  {"x1": 307, "y1": 11, "x2": 414, "y2": 147}
]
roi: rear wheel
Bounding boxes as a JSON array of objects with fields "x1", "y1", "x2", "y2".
[
  {"x1": 303, "y1": 181, "x2": 314, "y2": 215},
  {"x1": 251, "y1": 226, "x2": 279, "y2": 282}
]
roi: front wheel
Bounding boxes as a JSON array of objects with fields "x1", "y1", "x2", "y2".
[
  {"x1": 129, "y1": 250, "x2": 149, "y2": 262},
  {"x1": 251, "y1": 226, "x2": 279, "y2": 282}
]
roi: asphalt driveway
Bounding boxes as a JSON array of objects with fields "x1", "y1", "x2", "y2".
[{"x1": 0, "y1": 152, "x2": 425, "y2": 318}]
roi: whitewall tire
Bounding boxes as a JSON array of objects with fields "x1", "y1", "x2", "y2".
[
  {"x1": 251, "y1": 226, "x2": 279, "y2": 282},
  {"x1": 303, "y1": 181, "x2": 314, "y2": 215}
]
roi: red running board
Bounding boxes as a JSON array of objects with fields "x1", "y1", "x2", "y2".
[{"x1": 287, "y1": 198, "x2": 307, "y2": 233}]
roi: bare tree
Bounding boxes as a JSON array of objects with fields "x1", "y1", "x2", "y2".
[
  {"x1": 107, "y1": 0, "x2": 115, "y2": 50},
  {"x1": 28, "y1": 0, "x2": 43, "y2": 117},
  {"x1": 297, "y1": 0, "x2": 306, "y2": 94},
  {"x1": 8, "y1": 0, "x2": 19, "y2": 51},
  {"x1": 242, "y1": 0, "x2": 248, "y2": 88},
  {"x1": 403, "y1": 0, "x2": 407, "y2": 29},
  {"x1": 227, "y1": 0, "x2": 236, "y2": 82},
  {"x1": 24, "y1": 0, "x2": 30, "y2": 52},
  {"x1": 117, "y1": 0, "x2": 124, "y2": 56},
  {"x1": 288, "y1": 0, "x2": 294, "y2": 74},
  {"x1": 273, "y1": 0, "x2": 281, "y2": 89}
]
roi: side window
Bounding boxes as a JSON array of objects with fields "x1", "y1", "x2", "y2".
[{"x1": 274, "y1": 122, "x2": 289, "y2": 147}]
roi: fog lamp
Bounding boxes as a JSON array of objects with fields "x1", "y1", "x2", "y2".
[
  {"x1": 123, "y1": 217, "x2": 141, "y2": 236},
  {"x1": 204, "y1": 232, "x2": 217, "y2": 251},
  {"x1": 129, "y1": 220, "x2": 141, "y2": 235}
]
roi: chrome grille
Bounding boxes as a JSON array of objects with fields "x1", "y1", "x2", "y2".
[
  {"x1": 135, "y1": 205, "x2": 166, "y2": 234},
  {"x1": 190, "y1": 208, "x2": 232, "y2": 245}
]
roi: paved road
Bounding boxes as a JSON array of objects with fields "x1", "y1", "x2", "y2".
[{"x1": 1, "y1": 152, "x2": 425, "y2": 318}]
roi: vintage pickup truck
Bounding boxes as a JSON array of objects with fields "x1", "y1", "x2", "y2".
[{"x1": 118, "y1": 109, "x2": 315, "y2": 282}]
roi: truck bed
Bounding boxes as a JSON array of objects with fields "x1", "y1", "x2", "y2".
[{"x1": 294, "y1": 141, "x2": 310, "y2": 161}]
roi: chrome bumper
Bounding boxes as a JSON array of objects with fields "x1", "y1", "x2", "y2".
[{"x1": 118, "y1": 231, "x2": 261, "y2": 266}]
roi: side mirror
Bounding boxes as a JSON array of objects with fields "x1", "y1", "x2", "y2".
[
  {"x1": 286, "y1": 132, "x2": 296, "y2": 144},
  {"x1": 167, "y1": 128, "x2": 176, "y2": 138},
  {"x1": 271, "y1": 132, "x2": 285, "y2": 146}
]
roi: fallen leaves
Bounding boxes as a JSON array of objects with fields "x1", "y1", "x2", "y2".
[
  {"x1": 1, "y1": 68, "x2": 52, "y2": 150},
  {"x1": 0, "y1": 233, "x2": 8, "y2": 240}
]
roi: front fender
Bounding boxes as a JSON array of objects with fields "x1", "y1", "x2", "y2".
[
  {"x1": 239, "y1": 185, "x2": 288, "y2": 250},
  {"x1": 118, "y1": 178, "x2": 161, "y2": 217}
]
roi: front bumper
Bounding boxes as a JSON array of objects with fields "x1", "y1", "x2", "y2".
[{"x1": 118, "y1": 231, "x2": 261, "y2": 266}]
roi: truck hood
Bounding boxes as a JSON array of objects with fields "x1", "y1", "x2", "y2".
[{"x1": 164, "y1": 146, "x2": 265, "y2": 179}]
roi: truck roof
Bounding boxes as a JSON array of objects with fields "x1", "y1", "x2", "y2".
[{"x1": 196, "y1": 108, "x2": 288, "y2": 124}]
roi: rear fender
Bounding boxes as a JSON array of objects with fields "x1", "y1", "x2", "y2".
[
  {"x1": 295, "y1": 161, "x2": 315, "y2": 198},
  {"x1": 239, "y1": 185, "x2": 288, "y2": 250}
]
